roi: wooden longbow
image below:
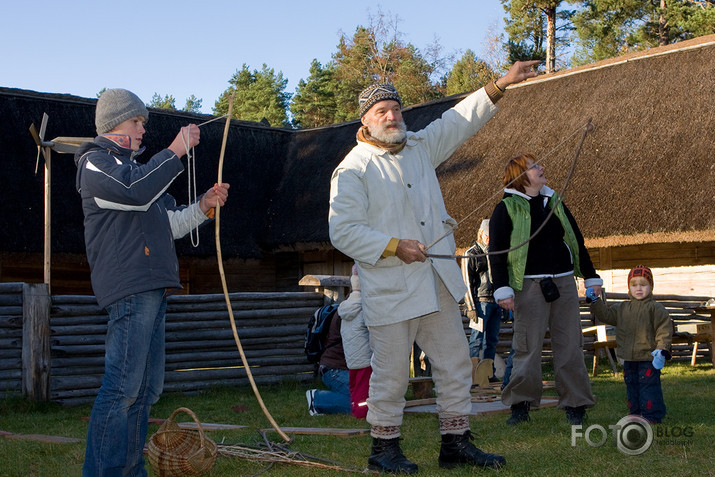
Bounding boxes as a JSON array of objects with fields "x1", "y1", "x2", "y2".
[{"x1": 214, "y1": 95, "x2": 291, "y2": 442}]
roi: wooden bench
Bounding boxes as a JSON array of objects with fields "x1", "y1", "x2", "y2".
[
  {"x1": 582, "y1": 324, "x2": 618, "y2": 376},
  {"x1": 672, "y1": 320, "x2": 713, "y2": 366},
  {"x1": 298, "y1": 274, "x2": 351, "y2": 305}
]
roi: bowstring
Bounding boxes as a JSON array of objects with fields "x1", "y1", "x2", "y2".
[
  {"x1": 180, "y1": 114, "x2": 229, "y2": 247},
  {"x1": 425, "y1": 118, "x2": 593, "y2": 260}
]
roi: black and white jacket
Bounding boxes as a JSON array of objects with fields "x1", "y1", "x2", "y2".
[{"x1": 74, "y1": 136, "x2": 210, "y2": 308}]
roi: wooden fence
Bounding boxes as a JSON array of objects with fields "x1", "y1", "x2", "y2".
[
  {"x1": 1, "y1": 282, "x2": 325, "y2": 406},
  {"x1": 1, "y1": 280, "x2": 712, "y2": 406},
  {"x1": 0, "y1": 283, "x2": 25, "y2": 401}
]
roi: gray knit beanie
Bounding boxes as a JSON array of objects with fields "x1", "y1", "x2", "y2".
[
  {"x1": 358, "y1": 83, "x2": 402, "y2": 117},
  {"x1": 95, "y1": 89, "x2": 149, "y2": 134}
]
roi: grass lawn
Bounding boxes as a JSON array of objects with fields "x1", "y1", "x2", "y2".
[{"x1": 1, "y1": 360, "x2": 713, "y2": 476}]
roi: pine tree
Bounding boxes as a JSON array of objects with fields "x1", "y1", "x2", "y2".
[
  {"x1": 501, "y1": 0, "x2": 575, "y2": 72},
  {"x1": 148, "y1": 93, "x2": 177, "y2": 110},
  {"x1": 444, "y1": 50, "x2": 497, "y2": 96},
  {"x1": 182, "y1": 95, "x2": 203, "y2": 114},
  {"x1": 571, "y1": 0, "x2": 714, "y2": 66},
  {"x1": 329, "y1": 11, "x2": 442, "y2": 122},
  {"x1": 214, "y1": 64, "x2": 291, "y2": 128},
  {"x1": 290, "y1": 59, "x2": 337, "y2": 128}
]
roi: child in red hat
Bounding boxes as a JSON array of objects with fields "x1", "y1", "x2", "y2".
[{"x1": 587, "y1": 265, "x2": 672, "y2": 423}]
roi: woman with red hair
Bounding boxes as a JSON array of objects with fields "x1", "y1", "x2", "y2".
[{"x1": 489, "y1": 153, "x2": 602, "y2": 426}]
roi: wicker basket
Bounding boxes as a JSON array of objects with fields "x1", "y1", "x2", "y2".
[{"x1": 147, "y1": 407, "x2": 218, "y2": 477}]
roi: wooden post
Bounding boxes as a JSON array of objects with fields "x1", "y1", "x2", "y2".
[
  {"x1": 43, "y1": 147, "x2": 51, "y2": 293},
  {"x1": 708, "y1": 309, "x2": 715, "y2": 368},
  {"x1": 22, "y1": 283, "x2": 51, "y2": 401},
  {"x1": 691, "y1": 342, "x2": 699, "y2": 366}
]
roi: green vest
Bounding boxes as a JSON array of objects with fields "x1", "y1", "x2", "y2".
[{"x1": 502, "y1": 192, "x2": 582, "y2": 291}]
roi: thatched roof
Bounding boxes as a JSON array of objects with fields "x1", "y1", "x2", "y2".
[
  {"x1": 265, "y1": 99, "x2": 451, "y2": 249},
  {"x1": 0, "y1": 88, "x2": 290, "y2": 258},
  {"x1": 1, "y1": 35, "x2": 713, "y2": 261},
  {"x1": 439, "y1": 35, "x2": 715, "y2": 248},
  {"x1": 269, "y1": 35, "x2": 714, "y2": 251}
]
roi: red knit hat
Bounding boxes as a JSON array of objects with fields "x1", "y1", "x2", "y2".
[{"x1": 628, "y1": 265, "x2": 653, "y2": 288}]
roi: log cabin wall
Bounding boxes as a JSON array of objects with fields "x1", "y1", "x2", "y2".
[
  {"x1": 4, "y1": 280, "x2": 710, "y2": 406},
  {"x1": 1, "y1": 282, "x2": 325, "y2": 406},
  {"x1": 2, "y1": 243, "x2": 713, "y2": 297},
  {"x1": 589, "y1": 241, "x2": 715, "y2": 271},
  {"x1": 299, "y1": 248, "x2": 354, "y2": 278},
  {"x1": 1, "y1": 251, "x2": 305, "y2": 296},
  {"x1": 0, "y1": 283, "x2": 23, "y2": 400}
]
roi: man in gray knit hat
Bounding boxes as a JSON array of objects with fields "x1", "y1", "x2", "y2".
[
  {"x1": 75, "y1": 88, "x2": 230, "y2": 477},
  {"x1": 329, "y1": 60, "x2": 539, "y2": 474}
]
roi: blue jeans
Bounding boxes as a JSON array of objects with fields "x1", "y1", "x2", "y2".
[
  {"x1": 83, "y1": 289, "x2": 167, "y2": 477},
  {"x1": 469, "y1": 301, "x2": 502, "y2": 362},
  {"x1": 313, "y1": 367, "x2": 351, "y2": 414}
]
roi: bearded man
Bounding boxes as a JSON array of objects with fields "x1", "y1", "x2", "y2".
[{"x1": 328, "y1": 60, "x2": 539, "y2": 474}]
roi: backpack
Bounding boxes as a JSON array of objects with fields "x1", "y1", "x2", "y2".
[{"x1": 304, "y1": 304, "x2": 339, "y2": 363}]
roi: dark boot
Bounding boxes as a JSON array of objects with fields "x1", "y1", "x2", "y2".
[
  {"x1": 367, "y1": 437, "x2": 418, "y2": 474},
  {"x1": 438, "y1": 430, "x2": 506, "y2": 469},
  {"x1": 565, "y1": 405, "x2": 587, "y2": 425},
  {"x1": 506, "y1": 401, "x2": 530, "y2": 425}
]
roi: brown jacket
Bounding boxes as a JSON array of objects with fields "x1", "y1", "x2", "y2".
[
  {"x1": 590, "y1": 293, "x2": 672, "y2": 361},
  {"x1": 319, "y1": 311, "x2": 347, "y2": 370}
]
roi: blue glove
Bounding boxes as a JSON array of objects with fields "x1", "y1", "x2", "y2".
[
  {"x1": 651, "y1": 349, "x2": 665, "y2": 370},
  {"x1": 585, "y1": 287, "x2": 599, "y2": 303}
]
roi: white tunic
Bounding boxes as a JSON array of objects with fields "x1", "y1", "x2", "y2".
[{"x1": 329, "y1": 88, "x2": 498, "y2": 326}]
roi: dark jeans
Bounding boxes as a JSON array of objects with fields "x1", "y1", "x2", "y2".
[
  {"x1": 468, "y1": 301, "x2": 502, "y2": 363},
  {"x1": 623, "y1": 360, "x2": 666, "y2": 423}
]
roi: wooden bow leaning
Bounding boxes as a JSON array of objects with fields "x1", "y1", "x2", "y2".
[{"x1": 214, "y1": 94, "x2": 290, "y2": 442}]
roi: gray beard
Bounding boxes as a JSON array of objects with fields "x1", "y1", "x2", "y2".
[{"x1": 370, "y1": 121, "x2": 407, "y2": 144}]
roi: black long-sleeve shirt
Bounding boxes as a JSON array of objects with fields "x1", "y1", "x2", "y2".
[{"x1": 488, "y1": 191, "x2": 598, "y2": 292}]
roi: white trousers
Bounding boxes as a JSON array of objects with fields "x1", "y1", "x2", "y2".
[{"x1": 366, "y1": 274, "x2": 473, "y2": 430}]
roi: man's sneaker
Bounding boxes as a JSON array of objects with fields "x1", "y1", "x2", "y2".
[
  {"x1": 306, "y1": 389, "x2": 320, "y2": 416},
  {"x1": 565, "y1": 406, "x2": 586, "y2": 425},
  {"x1": 506, "y1": 401, "x2": 530, "y2": 425}
]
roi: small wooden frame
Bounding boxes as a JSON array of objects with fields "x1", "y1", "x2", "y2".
[
  {"x1": 404, "y1": 396, "x2": 559, "y2": 415},
  {"x1": 260, "y1": 427, "x2": 369, "y2": 437},
  {"x1": 1, "y1": 430, "x2": 81, "y2": 444},
  {"x1": 147, "y1": 417, "x2": 248, "y2": 431}
]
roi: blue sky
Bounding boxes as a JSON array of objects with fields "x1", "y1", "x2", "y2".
[{"x1": 2, "y1": 0, "x2": 506, "y2": 114}]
